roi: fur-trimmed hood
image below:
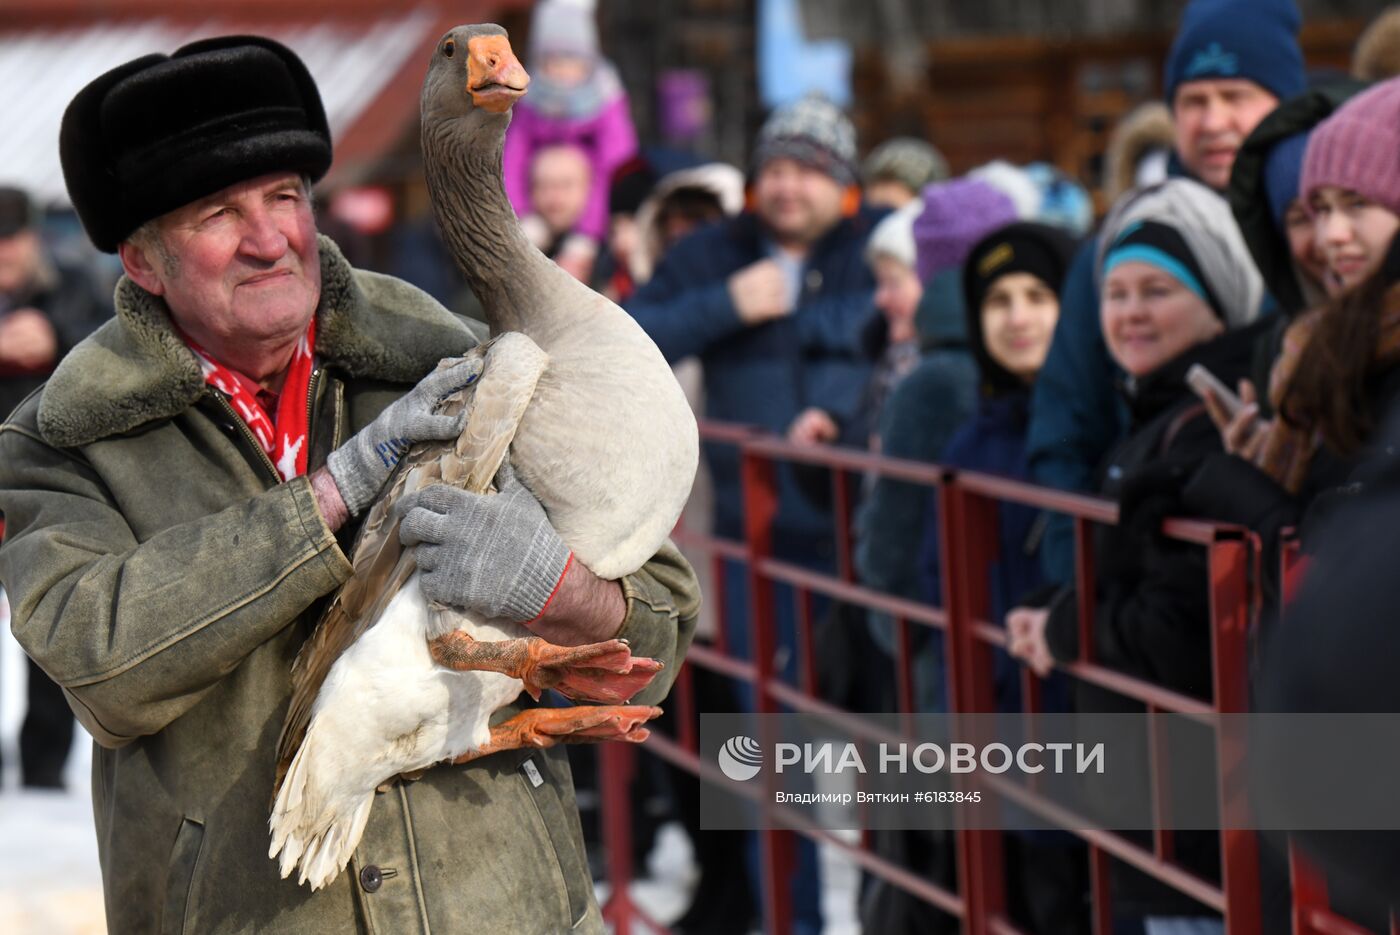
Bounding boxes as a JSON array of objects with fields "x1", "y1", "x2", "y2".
[
  {"x1": 1102, "y1": 102, "x2": 1176, "y2": 206},
  {"x1": 36, "y1": 235, "x2": 483, "y2": 449}
]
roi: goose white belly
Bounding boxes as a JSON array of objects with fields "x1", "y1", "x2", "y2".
[{"x1": 270, "y1": 572, "x2": 524, "y2": 888}]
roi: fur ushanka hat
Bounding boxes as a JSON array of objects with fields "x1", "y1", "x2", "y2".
[{"x1": 60, "y1": 35, "x2": 333, "y2": 253}]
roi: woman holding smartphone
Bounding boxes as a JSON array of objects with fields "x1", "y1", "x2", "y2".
[
  {"x1": 1007, "y1": 178, "x2": 1265, "y2": 698},
  {"x1": 1187, "y1": 79, "x2": 1400, "y2": 583},
  {"x1": 1006, "y1": 178, "x2": 1266, "y2": 935}
]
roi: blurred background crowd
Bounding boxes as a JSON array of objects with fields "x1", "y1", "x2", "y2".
[{"x1": 5, "y1": 0, "x2": 1400, "y2": 933}]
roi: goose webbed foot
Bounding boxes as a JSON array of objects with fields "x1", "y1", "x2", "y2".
[
  {"x1": 428, "y1": 632, "x2": 663, "y2": 703},
  {"x1": 449, "y1": 704, "x2": 662, "y2": 766}
]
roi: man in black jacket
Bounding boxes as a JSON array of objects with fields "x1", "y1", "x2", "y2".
[{"x1": 0, "y1": 185, "x2": 111, "y2": 787}]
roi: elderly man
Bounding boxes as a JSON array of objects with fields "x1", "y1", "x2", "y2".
[
  {"x1": 1026, "y1": 0, "x2": 1306, "y2": 583},
  {"x1": 0, "y1": 36, "x2": 697, "y2": 935}
]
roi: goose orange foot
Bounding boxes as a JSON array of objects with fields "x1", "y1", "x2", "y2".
[
  {"x1": 428, "y1": 631, "x2": 664, "y2": 704},
  {"x1": 449, "y1": 705, "x2": 662, "y2": 765}
]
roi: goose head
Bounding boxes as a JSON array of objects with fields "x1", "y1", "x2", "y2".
[{"x1": 421, "y1": 24, "x2": 530, "y2": 127}]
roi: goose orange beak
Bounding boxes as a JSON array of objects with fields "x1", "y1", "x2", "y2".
[{"x1": 467, "y1": 35, "x2": 529, "y2": 113}]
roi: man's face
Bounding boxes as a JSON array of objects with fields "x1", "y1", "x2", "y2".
[
  {"x1": 752, "y1": 158, "x2": 845, "y2": 246},
  {"x1": 1172, "y1": 79, "x2": 1279, "y2": 191},
  {"x1": 530, "y1": 146, "x2": 592, "y2": 237},
  {"x1": 120, "y1": 172, "x2": 320, "y2": 353},
  {"x1": 0, "y1": 228, "x2": 41, "y2": 295}
]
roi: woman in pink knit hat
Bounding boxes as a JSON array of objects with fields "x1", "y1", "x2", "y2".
[
  {"x1": 1300, "y1": 76, "x2": 1400, "y2": 292},
  {"x1": 1180, "y1": 80, "x2": 1400, "y2": 597}
]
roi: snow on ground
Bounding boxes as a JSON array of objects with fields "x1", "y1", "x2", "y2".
[{"x1": 1, "y1": 599, "x2": 106, "y2": 935}]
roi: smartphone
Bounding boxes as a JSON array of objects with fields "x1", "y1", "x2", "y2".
[{"x1": 1186, "y1": 363, "x2": 1243, "y2": 419}]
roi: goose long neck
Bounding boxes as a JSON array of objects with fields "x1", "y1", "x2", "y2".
[{"x1": 421, "y1": 113, "x2": 548, "y2": 332}]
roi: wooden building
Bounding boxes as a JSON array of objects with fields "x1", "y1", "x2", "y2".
[{"x1": 601, "y1": 0, "x2": 1390, "y2": 207}]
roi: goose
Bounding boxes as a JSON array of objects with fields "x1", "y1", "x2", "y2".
[{"x1": 267, "y1": 23, "x2": 698, "y2": 891}]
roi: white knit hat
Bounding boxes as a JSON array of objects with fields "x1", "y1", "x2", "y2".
[
  {"x1": 864, "y1": 200, "x2": 922, "y2": 270},
  {"x1": 1097, "y1": 178, "x2": 1264, "y2": 330},
  {"x1": 529, "y1": 0, "x2": 600, "y2": 61}
]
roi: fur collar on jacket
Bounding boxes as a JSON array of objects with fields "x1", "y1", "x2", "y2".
[{"x1": 37, "y1": 235, "x2": 484, "y2": 448}]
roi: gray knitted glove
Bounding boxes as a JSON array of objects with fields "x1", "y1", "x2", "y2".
[
  {"x1": 396, "y1": 462, "x2": 573, "y2": 623},
  {"x1": 326, "y1": 358, "x2": 483, "y2": 515}
]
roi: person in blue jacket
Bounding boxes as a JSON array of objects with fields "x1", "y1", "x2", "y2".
[
  {"x1": 626, "y1": 94, "x2": 880, "y2": 560},
  {"x1": 1028, "y1": 0, "x2": 1306, "y2": 584},
  {"x1": 624, "y1": 92, "x2": 878, "y2": 935},
  {"x1": 914, "y1": 222, "x2": 1078, "y2": 715},
  {"x1": 902, "y1": 221, "x2": 1091, "y2": 935}
]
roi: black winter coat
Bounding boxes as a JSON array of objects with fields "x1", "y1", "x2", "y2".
[
  {"x1": 1039, "y1": 324, "x2": 1265, "y2": 919},
  {"x1": 1250, "y1": 397, "x2": 1400, "y2": 914},
  {"x1": 1044, "y1": 322, "x2": 1266, "y2": 698}
]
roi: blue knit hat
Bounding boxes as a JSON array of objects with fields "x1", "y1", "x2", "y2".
[
  {"x1": 1262, "y1": 131, "x2": 1309, "y2": 233},
  {"x1": 1164, "y1": 0, "x2": 1306, "y2": 103}
]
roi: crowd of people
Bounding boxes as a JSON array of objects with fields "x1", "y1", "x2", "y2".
[
  {"x1": 488, "y1": 0, "x2": 1400, "y2": 931},
  {"x1": 6, "y1": 0, "x2": 1400, "y2": 932}
]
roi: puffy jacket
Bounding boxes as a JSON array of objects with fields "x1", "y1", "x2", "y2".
[
  {"x1": 1025, "y1": 240, "x2": 1129, "y2": 583},
  {"x1": 1039, "y1": 323, "x2": 1265, "y2": 918},
  {"x1": 626, "y1": 207, "x2": 884, "y2": 545}
]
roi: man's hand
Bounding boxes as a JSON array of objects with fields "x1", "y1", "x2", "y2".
[
  {"x1": 1006, "y1": 606, "x2": 1055, "y2": 678},
  {"x1": 728, "y1": 259, "x2": 792, "y2": 325},
  {"x1": 787, "y1": 407, "x2": 839, "y2": 445},
  {"x1": 326, "y1": 357, "x2": 483, "y2": 516},
  {"x1": 0, "y1": 308, "x2": 58, "y2": 370},
  {"x1": 397, "y1": 462, "x2": 573, "y2": 624}
]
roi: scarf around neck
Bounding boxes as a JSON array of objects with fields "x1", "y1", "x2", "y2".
[
  {"x1": 183, "y1": 315, "x2": 317, "y2": 482},
  {"x1": 525, "y1": 59, "x2": 624, "y2": 122}
]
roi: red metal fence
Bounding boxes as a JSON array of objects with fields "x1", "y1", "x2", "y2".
[{"x1": 597, "y1": 421, "x2": 1390, "y2": 935}]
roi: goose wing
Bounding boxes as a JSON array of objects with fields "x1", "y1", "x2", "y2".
[
  {"x1": 274, "y1": 334, "x2": 550, "y2": 794},
  {"x1": 273, "y1": 348, "x2": 486, "y2": 796}
]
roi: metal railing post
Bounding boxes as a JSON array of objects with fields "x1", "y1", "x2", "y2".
[
  {"x1": 600, "y1": 740, "x2": 638, "y2": 934},
  {"x1": 1211, "y1": 534, "x2": 1261, "y2": 935},
  {"x1": 939, "y1": 475, "x2": 1007, "y2": 934},
  {"x1": 740, "y1": 440, "x2": 794, "y2": 935}
]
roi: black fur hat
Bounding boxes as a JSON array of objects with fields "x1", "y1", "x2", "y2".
[{"x1": 60, "y1": 35, "x2": 332, "y2": 253}]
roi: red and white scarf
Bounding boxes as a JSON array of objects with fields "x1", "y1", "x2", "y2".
[{"x1": 185, "y1": 316, "x2": 317, "y2": 482}]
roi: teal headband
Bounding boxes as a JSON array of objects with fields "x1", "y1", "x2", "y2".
[{"x1": 1102, "y1": 244, "x2": 1212, "y2": 307}]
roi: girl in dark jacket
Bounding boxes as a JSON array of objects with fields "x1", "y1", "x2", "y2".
[
  {"x1": 923, "y1": 221, "x2": 1093, "y2": 934},
  {"x1": 914, "y1": 221, "x2": 1078, "y2": 714},
  {"x1": 1007, "y1": 178, "x2": 1265, "y2": 933}
]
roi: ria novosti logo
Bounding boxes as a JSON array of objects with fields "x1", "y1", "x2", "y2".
[{"x1": 718, "y1": 736, "x2": 763, "y2": 781}]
